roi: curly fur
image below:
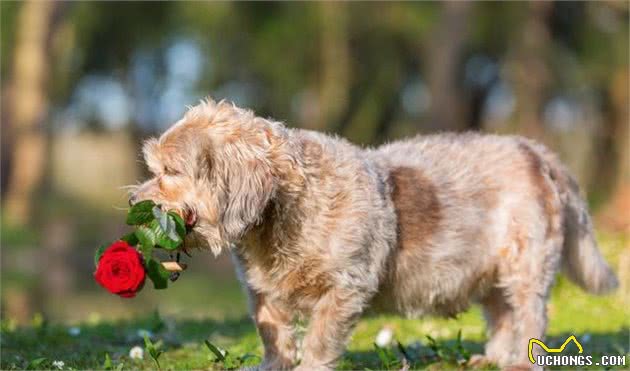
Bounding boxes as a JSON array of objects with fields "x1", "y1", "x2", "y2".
[{"x1": 130, "y1": 98, "x2": 618, "y2": 370}]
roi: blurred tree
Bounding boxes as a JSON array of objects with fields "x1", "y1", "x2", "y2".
[
  {"x1": 426, "y1": 0, "x2": 472, "y2": 131},
  {"x1": 340, "y1": 3, "x2": 411, "y2": 144},
  {"x1": 2, "y1": 1, "x2": 626, "y2": 216},
  {"x1": 581, "y1": 2, "x2": 630, "y2": 230},
  {"x1": 506, "y1": 1, "x2": 553, "y2": 140},
  {"x1": 600, "y1": 67, "x2": 630, "y2": 231},
  {"x1": 3, "y1": 1, "x2": 65, "y2": 226},
  {"x1": 1, "y1": 1, "x2": 20, "y2": 193},
  {"x1": 316, "y1": 1, "x2": 350, "y2": 130}
]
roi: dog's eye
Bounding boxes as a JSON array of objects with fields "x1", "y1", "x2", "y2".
[{"x1": 164, "y1": 167, "x2": 180, "y2": 176}]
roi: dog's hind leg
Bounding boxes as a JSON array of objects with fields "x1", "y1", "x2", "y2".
[
  {"x1": 504, "y1": 281, "x2": 551, "y2": 370},
  {"x1": 471, "y1": 286, "x2": 516, "y2": 367},
  {"x1": 501, "y1": 231, "x2": 563, "y2": 369}
]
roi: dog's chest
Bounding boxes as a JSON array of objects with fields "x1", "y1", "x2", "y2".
[
  {"x1": 234, "y1": 204, "x2": 336, "y2": 309},
  {"x1": 234, "y1": 243, "x2": 332, "y2": 310}
]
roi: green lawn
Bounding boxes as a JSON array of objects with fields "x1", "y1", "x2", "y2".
[{"x1": 1, "y1": 233, "x2": 628, "y2": 370}]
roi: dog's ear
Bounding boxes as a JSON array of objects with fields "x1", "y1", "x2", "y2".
[
  {"x1": 212, "y1": 141, "x2": 275, "y2": 241},
  {"x1": 142, "y1": 138, "x2": 162, "y2": 174}
]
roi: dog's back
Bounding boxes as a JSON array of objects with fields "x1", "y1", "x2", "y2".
[
  {"x1": 367, "y1": 132, "x2": 617, "y2": 366},
  {"x1": 371, "y1": 133, "x2": 616, "y2": 314}
]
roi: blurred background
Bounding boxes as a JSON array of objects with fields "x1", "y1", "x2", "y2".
[{"x1": 1, "y1": 1, "x2": 628, "y2": 326}]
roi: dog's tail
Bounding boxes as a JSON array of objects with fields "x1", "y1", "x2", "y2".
[{"x1": 533, "y1": 143, "x2": 619, "y2": 294}]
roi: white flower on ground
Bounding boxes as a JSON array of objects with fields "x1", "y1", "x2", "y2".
[
  {"x1": 129, "y1": 346, "x2": 144, "y2": 360},
  {"x1": 68, "y1": 327, "x2": 81, "y2": 336},
  {"x1": 375, "y1": 326, "x2": 394, "y2": 347},
  {"x1": 52, "y1": 360, "x2": 65, "y2": 369}
]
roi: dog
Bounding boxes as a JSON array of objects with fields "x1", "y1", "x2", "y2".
[{"x1": 129, "y1": 98, "x2": 618, "y2": 370}]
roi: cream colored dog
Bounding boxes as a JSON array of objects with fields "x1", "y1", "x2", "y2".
[{"x1": 130, "y1": 98, "x2": 618, "y2": 370}]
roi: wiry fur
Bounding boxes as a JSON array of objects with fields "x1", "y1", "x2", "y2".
[{"x1": 130, "y1": 98, "x2": 618, "y2": 370}]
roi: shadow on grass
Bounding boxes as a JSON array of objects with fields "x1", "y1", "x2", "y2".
[
  {"x1": 342, "y1": 339, "x2": 484, "y2": 370},
  {"x1": 173, "y1": 316, "x2": 256, "y2": 342},
  {"x1": 543, "y1": 330, "x2": 629, "y2": 356},
  {"x1": 0, "y1": 315, "x2": 257, "y2": 370},
  {"x1": 1, "y1": 312, "x2": 627, "y2": 370},
  {"x1": 341, "y1": 329, "x2": 628, "y2": 370}
]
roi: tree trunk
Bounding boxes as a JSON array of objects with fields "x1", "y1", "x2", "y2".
[
  {"x1": 316, "y1": 1, "x2": 350, "y2": 130},
  {"x1": 598, "y1": 67, "x2": 630, "y2": 232},
  {"x1": 3, "y1": 1, "x2": 57, "y2": 226},
  {"x1": 426, "y1": 0, "x2": 472, "y2": 131},
  {"x1": 506, "y1": 1, "x2": 553, "y2": 140}
]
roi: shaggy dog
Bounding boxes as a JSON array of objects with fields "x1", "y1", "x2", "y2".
[{"x1": 130, "y1": 98, "x2": 618, "y2": 370}]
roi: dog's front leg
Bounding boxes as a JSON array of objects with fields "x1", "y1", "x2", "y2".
[
  {"x1": 252, "y1": 293, "x2": 297, "y2": 370},
  {"x1": 296, "y1": 289, "x2": 365, "y2": 371}
]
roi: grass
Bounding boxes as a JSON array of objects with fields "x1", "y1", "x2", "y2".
[{"x1": 1, "y1": 233, "x2": 628, "y2": 370}]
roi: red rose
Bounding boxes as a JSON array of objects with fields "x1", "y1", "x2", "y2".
[{"x1": 94, "y1": 241, "x2": 145, "y2": 298}]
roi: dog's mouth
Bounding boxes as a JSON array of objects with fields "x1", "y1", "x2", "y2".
[
  {"x1": 184, "y1": 208, "x2": 197, "y2": 231},
  {"x1": 179, "y1": 208, "x2": 197, "y2": 256}
]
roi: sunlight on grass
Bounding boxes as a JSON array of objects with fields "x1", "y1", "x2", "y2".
[{"x1": 1, "y1": 232, "x2": 627, "y2": 370}]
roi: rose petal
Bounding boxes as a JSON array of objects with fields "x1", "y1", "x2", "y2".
[{"x1": 94, "y1": 241, "x2": 146, "y2": 297}]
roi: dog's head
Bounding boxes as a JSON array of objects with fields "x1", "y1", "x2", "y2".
[{"x1": 129, "y1": 99, "x2": 298, "y2": 254}]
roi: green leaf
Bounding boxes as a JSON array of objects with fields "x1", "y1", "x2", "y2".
[
  {"x1": 120, "y1": 232, "x2": 139, "y2": 246},
  {"x1": 237, "y1": 354, "x2": 260, "y2": 363},
  {"x1": 204, "y1": 340, "x2": 227, "y2": 361},
  {"x1": 144, "y1": 335, "x2": 162, "y2": 370},
  {"x1": 157, "y1": 210, "x2": 180, "y2": 242},
  {"x1": 26, "y1": 358, "x2": 47, "y2": 370},
  {"x1": 146, "y1": 259, "x2": 169, "y2": 289},
  {"x1": 126, "y1": 200, "x2": 157, "y2": 225},
  {"x1": 223, "y1": 354, "x2": 238, "y2": 369},
  {"x1": 103, "y1": 353, "x2": 112, "y2": 370},
  {"x1": 143, "y1": 334, "x2": 154, "y2": 353},
  {"x1": 396, "y1": 341, "x2": 411, "y2": 361},
  {"x1": 374, "y1": 344, "x2": 389, "y2": 368},
  {"x1": 94, "y1": 244, "x2": 107, "y2": 267},
  {"x1": 159, "y1": 212, "x2": 175, "y2": 240},
  {"x1": 135, "y1": 225, "x2": 157, "y2": 248},
  {"x1": 374, "y1": 343, "x2": 399, "y2": 369},
  {"x1": 168, "y1": 212, "x2": 186, "y2": 239},
  {"x1": 165, "y1": 220, "x2": 180, "y2": 241},
  {"x1": 136, "y1": 242, "x2": 153, "y2": 266},
  {"x1": 455, "y1": 329, "x2": 470, "y2": 362},
  {"x1": 135, "y1": 224, "x2": 157, "y2": 264},
  {"x1": 149, "y1": 219, "x2": 182, "y2": 250},
  {"x1": 152, "y1": 207, "x2": 185, "y2": 242},
  {"x1": 152, "y1": 205, "x2": 164, "y2": 220}
]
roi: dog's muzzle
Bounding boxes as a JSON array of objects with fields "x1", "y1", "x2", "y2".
[{"x1": 184, "y1": 209, "x2": 197, "y2": 230}]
